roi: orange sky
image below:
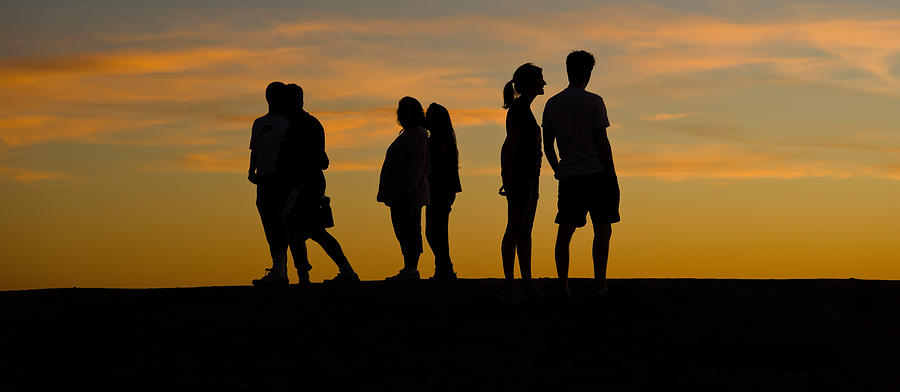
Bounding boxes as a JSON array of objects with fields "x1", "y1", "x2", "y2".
[{"x1": 2, "y1": 1, "x2": 900, "y2": 289}]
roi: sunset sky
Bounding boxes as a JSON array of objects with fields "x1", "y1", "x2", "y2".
[{"x1": 2, "y1": 0, "x2": 900, "y2": 289}]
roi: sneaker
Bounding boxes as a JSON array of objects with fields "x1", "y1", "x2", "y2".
[
  {"x1": 252, "y1": 268, "x2": 288, "y2": 286},
  {"x1": 326, "y1": 270, "x2": 360, "y2": 283},
  {"x1": 385, "y1": 268, "x2": 420, "y2": 281},
  {"x1": 296, "y1": 263, "x2": 312, "y2": 286}
]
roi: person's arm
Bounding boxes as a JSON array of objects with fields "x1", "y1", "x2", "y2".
[
  {"x1": 542, "y1": 107, "x2": 560, "y2": 179},
  {"x1": 592, "y1": 97, "x2": 612, "y2": 172},
  {"x1": 248, "y1": 126, "x2": 259, "y2": 184},
  {"x1": 248, "y1": 151, "x2": 259, "y2": 183},
  {"x1": 313, "y1": 117, "x2": 329, "y2": 170}
]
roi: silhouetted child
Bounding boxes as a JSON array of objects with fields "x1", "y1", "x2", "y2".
[
  {"x1": 542, "y1": 50, "x2": 619, "y2": 302},
  {"x1": 425, "y1": 103, "x2": 462, "y2": 280}
]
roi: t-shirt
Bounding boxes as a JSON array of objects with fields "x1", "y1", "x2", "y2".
[
  {"x1": 542, "y1": 87, "x2": 614, "y2": 178},
  {"x1": 249, "y1": 113, "x2": 290, "y2": 177},
  {"x1": 500, "y1": 101, "x2": 542, "y2": 181}
]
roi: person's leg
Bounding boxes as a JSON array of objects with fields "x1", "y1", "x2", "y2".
[
  {"x1": 404, "y1": 206, "x2": 423, "y2": 271},
  {"x1": 390, "y1": 205, "x2": 422, "y2": 274},
  {"x1": 501, "y1": 200, "x2": 527, "y2": 283},
  {"x1": 555, "y1": 224, "x2": 577, "y2": 295},
  {"x1": 288, "y1": 228, "x2": 311, "y2": 280},
  {"x1": 592, "y1": 223, "x2": 612, "y2": 291},
  {"x1": 517, "y1": 189, "x2": 538, "y2": 283},
  {"x1": 257, "y1": 185, "x2": 289, "y2": 269},
  {"x1": 425, "y1": 201, "x2": 452, "y2": 277},
  {"x1": 309, "y1": 228, "x2": 353, "y2": 273}
]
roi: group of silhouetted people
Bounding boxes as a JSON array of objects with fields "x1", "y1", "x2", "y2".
[{"x1": 249, "y1": 50, "x2": 618, "y2": 302}]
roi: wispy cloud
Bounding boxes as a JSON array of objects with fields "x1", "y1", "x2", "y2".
[
  {"x1": 0, "y1": 167, "x2": 68, "y2": 184},
  {"x1": 641, "y1": 112, "x2": 699, "y2": 121}
]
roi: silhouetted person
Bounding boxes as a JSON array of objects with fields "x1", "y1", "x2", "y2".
[
  {"x1": 542, "y1": 50, "x2": 619, "y2": 301},
  {"x1": 377, "y1": 97, "x2": 430, "y2": 280},
  {"x1": 278, "y1": 84, "x2": 359, "y2": 284},
  {"x1": 425, "y1": 103, "x2": 462, "y2": 280},
  {"x1": 499, "y1": 63, "x2": 547, "y2": 303},
  {"x1": 250, "y1": 81, "x2": 291, "y2": 286}
]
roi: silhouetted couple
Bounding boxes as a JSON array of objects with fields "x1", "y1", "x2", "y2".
[
  {"x1": 377, "y1": 97, "x2": 462, "y2": 280},
  {"x1": 500, "y1": 50, "x2": 619, "y2": 303},
  {"x1": 249, "y1": 82, "x2": 359, "y2": 286}
]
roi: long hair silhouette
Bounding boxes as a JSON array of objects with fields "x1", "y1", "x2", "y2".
[{"x1": 425, "y1": 103, "x2": 458, "y2": 169}]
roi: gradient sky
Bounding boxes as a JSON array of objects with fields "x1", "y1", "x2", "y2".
[{"x1": 2, "y1": 0, "x2": 900, "y2": 289}]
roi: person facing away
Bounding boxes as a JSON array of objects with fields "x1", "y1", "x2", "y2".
[
  {"x1": 377, "y1": 96, "x2": 430, "y2": 281},
  {"x1": 499, "y1": 63, "x2": 547, "y2": 303},
  {"x1": 249, "y1": 81, "x2": 292, "y2": 286},
  {"x1": 277, "y1": 83, "x2": 359, "y2": 284},
  {"x1": 424, "y1": 103, "x2": 462, "y2": 280},
  {"x1": 542, "y1": 50, "x2": 620, "y2": 301}
]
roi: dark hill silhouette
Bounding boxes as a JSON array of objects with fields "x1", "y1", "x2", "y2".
[{"x1": 1, "y1": 279, "x2": 898, "y2": 390}]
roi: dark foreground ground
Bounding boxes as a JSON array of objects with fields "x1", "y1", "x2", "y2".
[{"x1": 1, "y1": 279, "x2": 898, "y2": 391}]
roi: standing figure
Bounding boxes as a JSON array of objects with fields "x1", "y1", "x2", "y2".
[
  {"x1": 424, "y1": 103, "x2": 462, "y2": 280},
  {"x1": 250, "y1": 81, "x2": 291, "y2": 286},
  {"x1": 542, "y1": 50, "x2": 619, "y2": 301},
  {"x1": 278, "y1": 84, "x2": 359, "y2": 284},
  {"x1": 377, "y1": 97, "x2": 431, "y2": 281},
  {"x1": 499, "y1": 63, "x2": 546, "y2": 302}
]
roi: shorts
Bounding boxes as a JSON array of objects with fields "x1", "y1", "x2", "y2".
[{"x1": 555, "y1": 173, "x2": 620, "y2": 227}]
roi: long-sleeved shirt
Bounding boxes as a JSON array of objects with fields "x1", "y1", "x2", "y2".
[
  {"x1": 377, "y1": 126, "x2": 430, "y2": 207},
  {"x1": 276, "y1": 110, "x2": 329, "y2": 195}
]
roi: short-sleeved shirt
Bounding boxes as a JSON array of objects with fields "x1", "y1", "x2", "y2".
[
  {"x1": 542, "y1": 87, "x2": 614, "y2": 178},
  {"x1": 249, "y1": 113, "x2": 290, "y2": 177},
  {"x1": 500, "y1": 101, "x2": 542, "y2": 181}
]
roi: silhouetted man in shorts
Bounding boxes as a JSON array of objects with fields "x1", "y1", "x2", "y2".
[{"x1": 542, "y1": 50, "x2": 620, "y2": 300}]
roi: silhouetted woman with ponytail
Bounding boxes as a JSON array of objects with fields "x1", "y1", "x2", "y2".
[
  {"x1": 378, "y1": 97, "x2": 430, "y2": 280},
  {"x1": 425, "y1": 103, "x2": 461, "y2": 280},
  {"x1": 499, "y1": 63, "x2": 546, "y2": 302}
]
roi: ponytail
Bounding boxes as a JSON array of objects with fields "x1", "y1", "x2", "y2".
[
  {"x1": 502, "y1": 80, "x2": 517, "y2": 110},
  {"x1": 502, "y1": 63, "x2": 542, "y2": 110}
]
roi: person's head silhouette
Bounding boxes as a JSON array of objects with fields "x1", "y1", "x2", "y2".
[
  {"x1": 397, "y1": 96, "x2": 425, "y2": 131},
  {"x1": 284, "y1": 84, "x2": 304, "y2": 114},
  {"x1": 566, "y1": 50, "x2": 595, "y2": 88},
  {"x1": 265, "y1": 81, "x2": 286, "y2": 114},
  {"x1": 502, "y1": 63, "x2": 545, "y2": 109}
]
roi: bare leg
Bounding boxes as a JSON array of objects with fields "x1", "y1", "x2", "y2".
[
  {"x1": 501, "y1": 200, "x2": 527, "y2": 283},
  {"x1": 555, "y1": 224, "x2": 577, "y2": 295},
  {"x1": 309, "y1": 228, "x2": 353, "y2": 272},
  {"x1": 592, "y1": 223, "x2": 612, "y2": 290},
  {"x1": 517, "y1": 196, "x2": 538, "y2": 283}
]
